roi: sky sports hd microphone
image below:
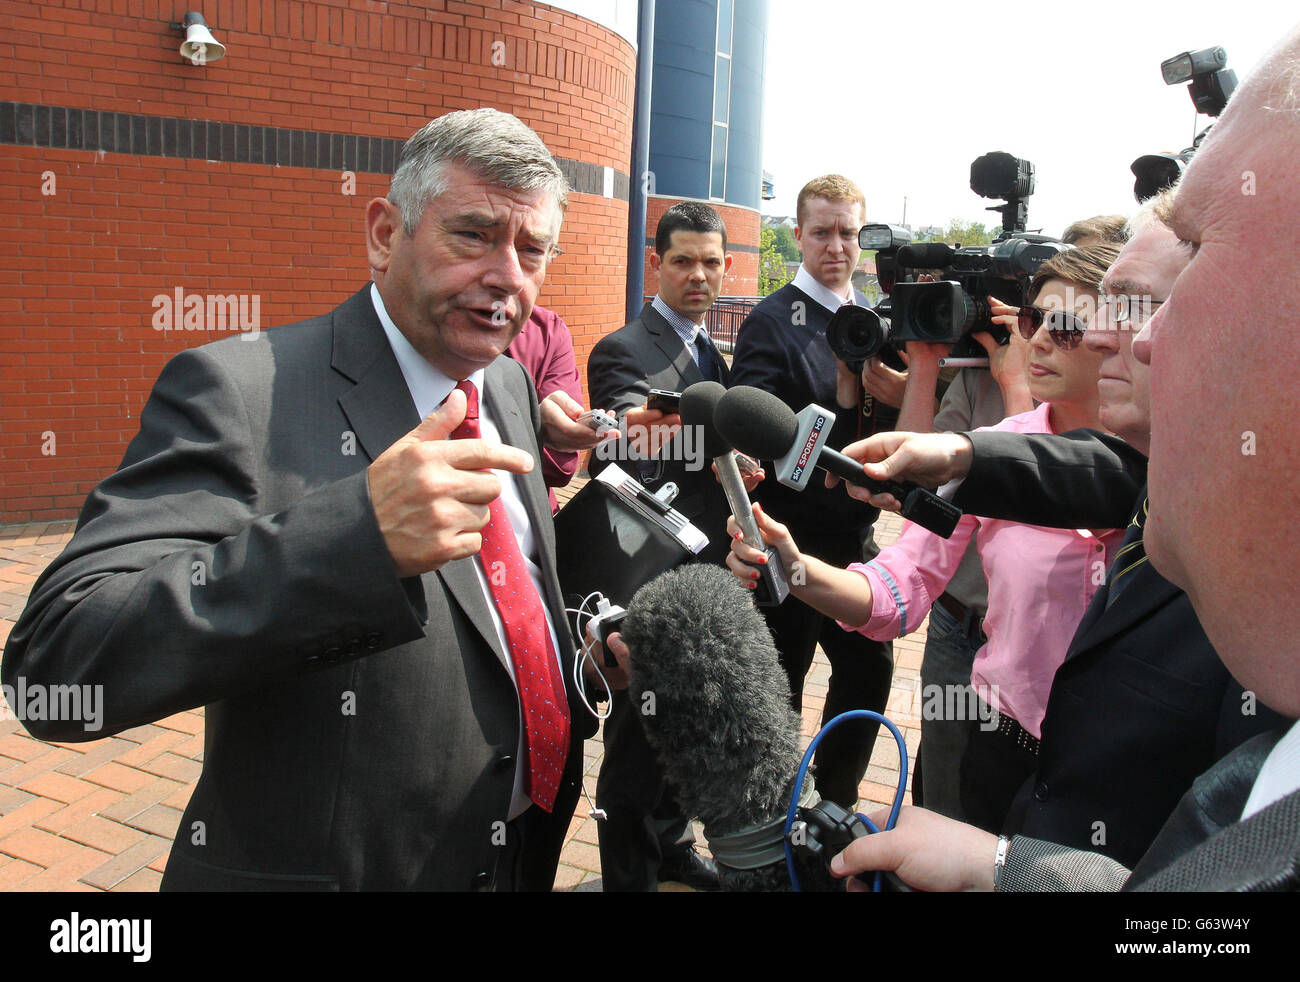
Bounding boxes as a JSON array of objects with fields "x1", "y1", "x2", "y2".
[{"x1": 713, "y1": 385, "x2": 963, "y2": 539}]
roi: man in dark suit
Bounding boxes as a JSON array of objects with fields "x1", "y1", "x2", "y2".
[
  {"x1": 729, "y1": 175, "x2": 896, "y2": 809},
  {"x1": 935, "y1": 203, "x2": 1283, "y2": 866},
  {"x1": 589, "y1": 201, "x2": 734, "y2": 562},
  {"x1": 826, "y1": 34, "x2": 1300, "y2": 888},
  {"x1": 584, "y1": 202, "x2": 735, "y2": 891},
  {"x1": 4, "y1": 108, "x2": 615, "y2": 891}
]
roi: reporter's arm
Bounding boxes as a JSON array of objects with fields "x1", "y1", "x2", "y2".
[
  {"x1": 829, "y1": 806, "x2": 1000, "y2": 892},
  {"x1": 523, "y1": 311, "x2": 587, "y2": 487},
  {"x1": 974, "y1": 296, "x2": 1035, "y2": 417},
  {"x1": 828, "y1": 806, "x2": 1131, "y2": 892},
  {"x1": 832, "y1": 427, "x2": 1146, "y2": 527},
  {"x1": 725, "y1": 505, "x2": 875, "y2": 625},
  {"x1": 831, "y1": 431, "x2": 975, "y2": 510},
  {"x1": 895, "y1": 343, "x2": 948, "y2": 432},
  {"x1": 957, "y1": 429, "x2": 1148, "y2": 528}
]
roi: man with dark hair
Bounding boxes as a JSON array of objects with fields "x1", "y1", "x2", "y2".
[
  {"x1": 5, "y1": 107, "x2": 617, "y2": 891},
  {"x1": 654, "y1": 199, "x2": 728, "y2": 255},
  {"x1": 589, "y1": 200, "x2": 734, "y2": 561},
  {"x1": 585, "y1": 200, "x2": 735, "y2": 891},
  {"x1": 729, "y1": 174, "x2": 896, "y2": 810}
]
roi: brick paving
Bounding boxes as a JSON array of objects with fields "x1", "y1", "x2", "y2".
[{"x1": 1, "y1": 490, "x2": 923, "y2": 892}]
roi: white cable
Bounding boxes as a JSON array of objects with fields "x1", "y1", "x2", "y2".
[
  {"x1": 567, "y1": 592, "x2": 613, "y2": 721},
  {"x1": 566, "y1": 593, "x2": 613, "y2": 820}
]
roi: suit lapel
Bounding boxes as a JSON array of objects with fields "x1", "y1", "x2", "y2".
[
  {"x1": 1066, "y1": 559, "x2": 1182, "y2": 660},
  {"x1": 330, "y1": 290, "x2": 510, "y2": 671},
  {"x1": 715, "y1": 343, "x2": 731, "y2": 385},
  {"x1": 332, "y1": 288, "x2": 421, "y2": 462},
  {"x1": 642, "y1": 305, "x2": 704, "y2": 387}
]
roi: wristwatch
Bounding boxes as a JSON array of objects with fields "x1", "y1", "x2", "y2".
[{"x1": 993, "y1": 835, "x2": 1011, "y2": 891}]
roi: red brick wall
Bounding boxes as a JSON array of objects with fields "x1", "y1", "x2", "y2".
[
  {"x1": 0, "y1": 0, "x2": 634, "y2": 522},
  {"x1": 641, "y1": 195, "x2": 760, "y2": 300}
]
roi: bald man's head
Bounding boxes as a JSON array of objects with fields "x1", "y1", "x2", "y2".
[{"x1": 1134, "y1": 24, "x2": 1300, "y2": 715}]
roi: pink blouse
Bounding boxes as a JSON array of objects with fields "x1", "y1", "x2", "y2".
[{"x1": 838, "y1": 403, "x2": 1123, "y2": 738}]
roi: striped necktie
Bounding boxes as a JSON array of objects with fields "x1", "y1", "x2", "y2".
[{"x1": 1106, "y1": 495, "x2": 1149, "y2": 609}]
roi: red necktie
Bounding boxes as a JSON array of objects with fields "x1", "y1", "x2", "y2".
[{"x1": 449, "y1": 379, "x2": 571, "y2": 812}]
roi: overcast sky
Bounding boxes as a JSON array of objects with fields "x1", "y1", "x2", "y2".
[{"x1": 760, "y1": 0, "x2": 1285, "y2": 237}]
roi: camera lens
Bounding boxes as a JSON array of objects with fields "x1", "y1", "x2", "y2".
[{"x1": 827, "y1": 306, "x2": 890, "y2": 365}]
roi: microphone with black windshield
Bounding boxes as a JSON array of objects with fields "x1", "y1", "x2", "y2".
[{"x1": 714, "y1": 385, "x2": 963, "y2": 538}]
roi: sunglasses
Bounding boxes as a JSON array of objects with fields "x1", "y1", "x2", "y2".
[{"x1": 1016, "y1": 305, "x2": 1087, "y2": 349}]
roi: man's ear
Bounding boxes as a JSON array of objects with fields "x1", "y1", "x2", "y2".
[
  {"x1": 649, "y1": 251, "x2": 662, "y2": 273},
  {"x1": 724, "y1": 253, "x2": 734, "y2": 274},
  {"x1": 366, "y1": 198, "x2": 402, "y2": 275}
]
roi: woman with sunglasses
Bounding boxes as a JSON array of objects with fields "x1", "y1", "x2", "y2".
[{"x1": 727, "y1": 243, "x2": 1125, "y2": 833}]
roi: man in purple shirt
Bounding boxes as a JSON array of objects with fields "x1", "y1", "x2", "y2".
[{"x1": 507, "y1": 304, "x2": 587, "y2": 512}]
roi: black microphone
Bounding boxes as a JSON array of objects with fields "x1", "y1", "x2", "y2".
[
  {"x1": 714, "y1": 385, "x2": 963, "y2": 538},
  {"x1": 678, "y1": 381, "x2": 789, "y2": 607},
  {"x1": 620, "y1": 563, "x2": 837, "y2": 891}
]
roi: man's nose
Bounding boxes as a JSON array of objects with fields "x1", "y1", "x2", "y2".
[
  {"x1": 1084, "y1": 308, "x2": 1119, "y2": 353},
  {"x1": 1031, "y1": 324, "x2": 1055, "y2": 352},
  {"x1": 482, "y1": 244, "x2": 527, "y2": 294}
]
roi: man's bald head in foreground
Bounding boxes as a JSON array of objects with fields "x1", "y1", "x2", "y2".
[{"x1": 1134, "y1": 23, "x2": 1300, "y2": 716}]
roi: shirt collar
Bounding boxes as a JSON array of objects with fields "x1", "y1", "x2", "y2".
[
  {"x1": 651, "y1": 294, "x2": 709, "y2": 347},
  {"x1": 1242, "y1": 719, "x2": 1300, "y2": 820},
  {"x1": 370, "y1": 283, "x2": 485, "y2": 420},
  {"x1": 792, "y1": 264, "x2": 855, "y2": 314}
]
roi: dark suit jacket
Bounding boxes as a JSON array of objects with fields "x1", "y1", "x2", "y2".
[
  {"x1": 587, "y1": 302, "x2": 732, "y2": 564},
  {"x1": 1004, "y1": 727, "x2": 1300, "y2": 891},
  {"x1": 956, "y1": 429, "x2": 1283, "y2": 867},
  {"x1": 4, "y1": 287, "x2": 596, "y2": 891}
]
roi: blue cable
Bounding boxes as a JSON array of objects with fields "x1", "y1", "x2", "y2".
[{"x1": 783, "y1": 709, "x2": 908, "y2": 892}]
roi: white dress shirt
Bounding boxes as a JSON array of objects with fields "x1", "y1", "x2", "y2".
[
  {"x1": 651, "y1": 293, "x2": 714, "y2": 372},
  {"x1": 370, "y1": 285, "x2": 565, "y2": 820},
  {"x1": 792, "y1": 263, "x2": 856, "y2": 315},
  {"x1": 1242, "y1": 718, "x2": 1300, "y2": 820}
]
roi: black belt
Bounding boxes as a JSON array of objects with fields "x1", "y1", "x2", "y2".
[
  {"x1": 993, "y1": 711, "x2": 1040, "y2": 756},
  {"x1": 936, "y1": 591, "x2": 987, "y2": 642}
]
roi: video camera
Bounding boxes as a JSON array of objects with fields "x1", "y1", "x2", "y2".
[
  {"x1": 1131, "y1": 46, "x2": 1237, "y2": 202},
  {"x1": 828, "y1": 151, "x2": 1067, "y2": 364}
]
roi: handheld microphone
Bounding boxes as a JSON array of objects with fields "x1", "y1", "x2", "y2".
[
  {"x1": 679, "y1": 381, "x2": 789, "y2": 607},
  {"x1": 714, "y1": 385, "x2": 963, "y2": 538},
  {"x1": 620, "y1": 563, "x2": 836, "y2": 891}
]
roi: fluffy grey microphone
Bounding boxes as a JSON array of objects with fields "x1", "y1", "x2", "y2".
[{"x1": 621, "y1": 563, "x2": 835, "y2": 891}]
